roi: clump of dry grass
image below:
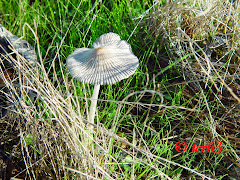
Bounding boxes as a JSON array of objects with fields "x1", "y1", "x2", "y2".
[
  {"x1": 145, "y1": 0, "x2": 240, "y2": 100},
  {"x1": 0, "y1": 40, "x2": 118, "y2": 178}
]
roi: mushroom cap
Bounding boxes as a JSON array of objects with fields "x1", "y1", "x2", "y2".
[{"x1": 66, "y1": 32, "x2": 139, "y2": 85}]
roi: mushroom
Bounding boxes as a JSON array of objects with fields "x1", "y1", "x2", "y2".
[{"x1": 67, "y1": 32, "x2": 139, "y2": 129}]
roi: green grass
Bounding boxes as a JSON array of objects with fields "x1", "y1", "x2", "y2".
[{"x1": 1, "y1": 0, "x2": 239, "y2": 179}]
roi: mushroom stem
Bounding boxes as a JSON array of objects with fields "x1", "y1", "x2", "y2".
[{"x1": 89, "y1": 84, "x2": 100, "y2": 128}]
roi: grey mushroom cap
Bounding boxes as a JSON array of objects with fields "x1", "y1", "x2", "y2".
[{"x1": 66, "y1": 32, "x2": 139, "y2": 85}]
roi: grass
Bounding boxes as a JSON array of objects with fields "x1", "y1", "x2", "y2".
[{"x1": 0, "y1": 0, "x2": 240, "y2": 179}]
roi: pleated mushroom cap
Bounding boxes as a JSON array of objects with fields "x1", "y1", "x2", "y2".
[{"x1": 67, "y1": 32, "x2": 139, "y2": 85}]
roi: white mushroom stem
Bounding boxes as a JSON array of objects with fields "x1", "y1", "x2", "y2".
[{"x1": 89, "y1": 84, "x2": 100, "y2": 127}]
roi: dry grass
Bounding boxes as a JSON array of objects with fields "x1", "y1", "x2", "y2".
[{"x1": 144, "y1": 0, "x2": 240, "y2": 102}]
